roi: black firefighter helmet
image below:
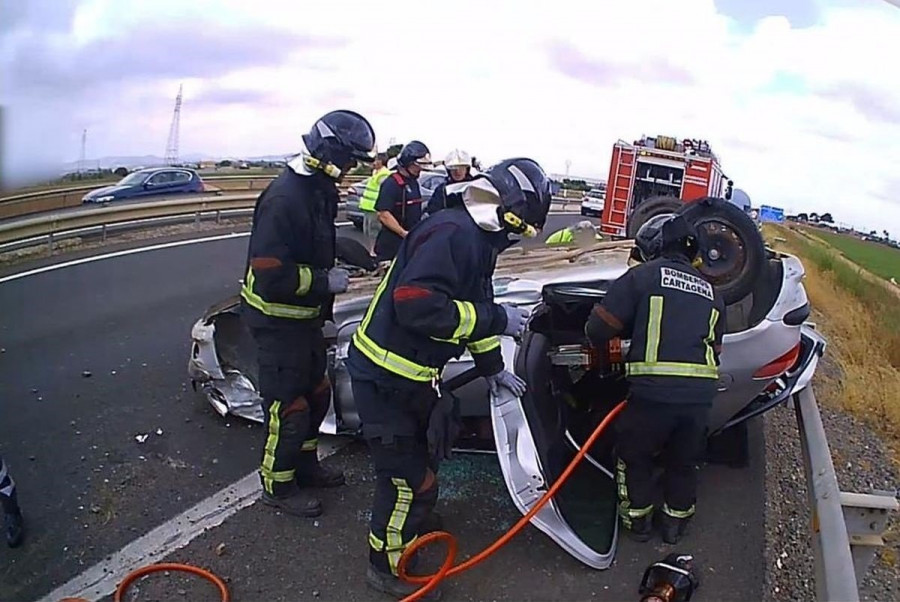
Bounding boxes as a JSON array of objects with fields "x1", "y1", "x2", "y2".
[
  {"x1": 301, "y1": 110, "x2": 376, "y2": 179},
  {"x1": 482, "y1": 157, "x2": 553, "y2": 236},
  {"x1": 633, "y1": 213, "x2": 701, "y2": 264}
]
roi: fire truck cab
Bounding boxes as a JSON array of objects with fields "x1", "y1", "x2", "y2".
[{"x1": 600, "y1": 134, "x2": 732, "y2": 238}]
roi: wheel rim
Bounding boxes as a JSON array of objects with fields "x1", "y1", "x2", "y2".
[{"x1": 696, "y1": 219, "x2": 747, "y2": 285}]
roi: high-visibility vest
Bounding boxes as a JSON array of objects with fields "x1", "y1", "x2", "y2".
[
  {"x1": 359, "y1": 167, "x2": 393, "y2": 212},
  {"x1": 545, "y1": 228, "x2": 575, "y2": 245}
]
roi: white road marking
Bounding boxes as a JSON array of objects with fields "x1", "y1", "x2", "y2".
[
  {"x1": 0, "y1": 221, "x2": 355, "y2": 284},
  {"x1": 37, "y1": 436, "x2": 351, "y2": 602}
]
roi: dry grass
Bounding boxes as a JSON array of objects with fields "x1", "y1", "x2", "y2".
[{"x1": 765, "y1": 225, "x2": 900, "y2": 463}]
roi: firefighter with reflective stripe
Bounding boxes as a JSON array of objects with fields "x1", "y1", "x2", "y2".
[
  {"x1": 585, "y1": 213, "x2": 725, "y2": 544},
  {"x1": 347, "y1": 157, "x2": 553, "y2": 599},
  {"x1": 361, "y1": 152, "x2": 392, "y2": 248},
  {"x1": 240, "y1": 109, "x2": 377, "y2": 518},
  {"x1": 373, "y1": 141, "x2": 432, "y2": 263},
  {"x1": 544, "y1": 220, "x2": 602, "y2": 246},
  {"x1": 1, "y1": 454, "x2": 24, "y2": 548},
  {"x1": 423, "y1": 148, "x2": 474, "y2": 218}
]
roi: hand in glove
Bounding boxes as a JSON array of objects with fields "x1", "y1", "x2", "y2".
[
  {"x1": 486, "y1": 370, "x2": 527, "y2": 397},
  {"x1": 426, "y1": 392, "x2": 462, "y2": 465},
  {"x1": 326, "y1": 267, "x2": 350, "y2": 293},
  {"x1": 501, "y1": 304, "x2": 530, "y2": 339}
]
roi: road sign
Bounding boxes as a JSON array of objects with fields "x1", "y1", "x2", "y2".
[{"x1": 759, "y1": 205, "x2": 785, "y2": 223}]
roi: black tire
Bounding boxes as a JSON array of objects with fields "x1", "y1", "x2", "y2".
[
  {"x1": 626, "y1": 196, "x2": 682, "y2": 237},
  {"x1": 677, "y1": 197, "x2": 766, "y2": 305}
]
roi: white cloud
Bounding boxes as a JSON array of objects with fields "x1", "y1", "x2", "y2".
[{"x1": 2, "y1": 0, "x2": 900, "y2": 235}]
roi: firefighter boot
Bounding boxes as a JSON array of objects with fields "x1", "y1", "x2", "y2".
[
  {"x1": 656, "y1": 512, "x2": 690, "y2": 545},
  {"x1": 624, "y1": 515, "x2": 653, "y2": 542},
  {"x1": 5, "y1": 511, "x2": 24, "y2": 548},
  {"x1": 366, "y1": 565, "x2": 442, "y2": 601},
  {"x1": 295, "y1": 450, "x2": 346, "y2": 488},
  {"x1": 261, "y1": 486, "x2": 323, "y2": 518},
  {"x1": 419, "y1": 511, "x2": 444, "y2": 535}
]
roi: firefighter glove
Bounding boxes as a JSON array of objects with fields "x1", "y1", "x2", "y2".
[
  {"x1": 501, "y1": 304, "x2": 530, "y2": 339},
  {"x1": 486, "y1": 369, "x2": 527, "y2": 397},
  {"x1": 326, "y1": 267, "x2": 350, "y2": 293},
  {"x1": 426, "y1": 391, "x2": 461, "y2": 464}
]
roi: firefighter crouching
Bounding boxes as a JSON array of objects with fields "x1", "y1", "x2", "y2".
[
  {"x1": 240, "y1": 109, "x2": 377, "y2": 518},
  {"x1": 346, "y1": 158, "x2": 553, "y2": 599},
  {"x1": 585, "y1": 214, "x2": 725, "y2": 544}
]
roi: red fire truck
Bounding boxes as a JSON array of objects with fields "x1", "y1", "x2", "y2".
[{"x1": 600, "y1": 134, "x2": 733, "y2": 238}]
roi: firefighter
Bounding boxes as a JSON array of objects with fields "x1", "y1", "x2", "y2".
[
  {"x1": 544, "y1": 220, "x2": 602, "y2": 246},
  {"x1": 423, "y1": 148, "x2": 474, "y2": 217},
  {"x1": 584, "y1": 213, "x2": 725, "y2": 544},
  {"x1": 360, "y1": 152, "x2": 392, "y2": 250},
  {"x1": 373, "y1": 141, "x2": 432, "y2": 263},
  {"x1": 240, "y1": 109, "x2": 377, "y2": 518},
  {"x1": 1, "y1": 454, "x2": 25, "y2": 547},
  {"x1": 347, "y1": 158, "x2": 553, "y2": 598}
]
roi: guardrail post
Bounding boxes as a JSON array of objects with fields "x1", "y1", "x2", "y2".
[
  {"x1": 101, "y1": 224, "x2": 107, "y2": 243},
  {"x1": 47, "y1": 232, "x2": 54, "y2": 255},
  {"x1": 194, "y1": 211, "x2": 201, "y2": 229},
  {"x1": 215, "y1": 210, "x2": 221, "y2": 225},
  {"x1": 794, "y1": 387, "x2": 861, "y2": 602}
]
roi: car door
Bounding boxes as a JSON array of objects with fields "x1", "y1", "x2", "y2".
[
  {"x1": 139, "y1": 171, "x2": 175, "y2": 197},
  {"x1": 488, "y1": 281, "x2": 621, "y2": 570}
]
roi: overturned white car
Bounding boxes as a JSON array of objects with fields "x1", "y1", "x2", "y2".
[{"x1": 188, "y1": 198, "x2": 825, "y2": 569}]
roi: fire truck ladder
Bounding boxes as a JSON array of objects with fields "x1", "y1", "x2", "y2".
[{"x1": 608, "y1": 144, "x2": 636, "y2": 232}]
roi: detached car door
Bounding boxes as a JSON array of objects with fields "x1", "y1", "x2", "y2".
[{"x1": 488, "y1": 291, "x2": 620, "y2": 569}]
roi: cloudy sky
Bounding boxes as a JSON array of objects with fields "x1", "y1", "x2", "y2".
[{"x1": 2, "y1": 0, "x2": 899, "y2": 234}]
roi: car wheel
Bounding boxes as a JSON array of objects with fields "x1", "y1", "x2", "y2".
[
  {"x1": 677, "y1": 197, "x2": 766, "y2": 305},
  {"x1": 626, "y1": 196, "x2": 682, "y2": 237}
]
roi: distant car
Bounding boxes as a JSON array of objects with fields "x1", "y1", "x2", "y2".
[
  {"x1": 345, "y1": 170, "x2": 448, "y2": 230},
  {"x1": 81, "y1": 167, "x2": 208, "y2": 204},
  {"x1": 580, "y1": 187, "x2": 606, "y2": 217}
]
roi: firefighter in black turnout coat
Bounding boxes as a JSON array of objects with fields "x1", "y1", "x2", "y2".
[
  {"x1": 240, "y1": 110, "x2": 377, "y2": 518},
  {"x1": 347, "y1": 158, "x2": 553, "y2": 599},
  {"x1": 585, "y1": 213, "x2": 725, "y2": 544}
]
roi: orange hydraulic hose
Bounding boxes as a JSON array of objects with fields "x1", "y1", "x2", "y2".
[
  {"x1": 397, "y1": 399, "x2": 627, "y2": 602},
  {"x1": 113, "y1": 562, "x2": 230, "y2": 602}
]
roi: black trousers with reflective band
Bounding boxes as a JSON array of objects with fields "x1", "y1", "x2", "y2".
[
  {"x1": 250, "y1": 325, "x2": 329, "y2": 497},
  {"x1": 0, "y1": 455, "x2": 20, "y2": 515},
  {"x1": 614, "y1": 400, "x2": 710, "y2": 527},
  {"x1": 351, "y1": 377, "x2": 439, "y2": 576}
]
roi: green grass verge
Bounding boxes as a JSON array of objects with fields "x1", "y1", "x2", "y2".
[{"x1": 805, "y1": 227, "x2": 900, "y2": 283}]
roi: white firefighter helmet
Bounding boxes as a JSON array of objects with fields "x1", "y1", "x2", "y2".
[
  {"x1": 387, "y1": 157, "x2": 398, "y2": 170},
  {"x1": 444, "y1": 149, "x2": 472, "y2": 169}
]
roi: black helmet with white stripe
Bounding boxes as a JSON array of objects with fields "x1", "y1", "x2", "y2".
[
  {"x1": 634, "y1": 213, "x2": 700, "y2": 262},
  {"x1": 302, "y1": 110, "x2": 376, "y2": 179},
  {"x1": 483, "y1": 157, "x2": 553, "y2": 236}
]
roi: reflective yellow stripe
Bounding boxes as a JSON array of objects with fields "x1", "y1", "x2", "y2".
[
  {"x1": 386, "y1": 478, "x2": 414, "y2": 575},
  {"x1": 241, "y1": 267, "x2": 320, "y2": 320},
  {"x1": 705, "y1": 308, "x2": 719, "y2": 367},
  {"x1": 616, "y1": 458, "x2": 653, "y2": 527},
  {"x1": 352, "y1": 261, "x2": 440, "y2": 382},
  {"x1": 645, "y1": 295, "x2": 663, "y2": 364},
  {"x1": 467, "y1": 336, "x2": 500, "y2": 355},
  {"x1": 260, "y1": 401, "x2": 296, "y2": 494},
  {"x1": 452, "y1": 300, "x2": 477, "y2": 340},
  {"x1": 295, "y1": 266, "x2": 313, "y2": 296},
  {"x1": 369, "y1": 531, "x2": 385, "y2": 551},
  {"x1": 663, "y1": 503, "x2": 696, "y2": 519},
  {"x1": 623, "y1": 505, "x2": 654, "y2": 519},
  {"x1": 626, "y1": 361, "x2": 718, "y2": 379},
  {"x1": 300, "y1": 438, "x2": 317, "y2": 452}
]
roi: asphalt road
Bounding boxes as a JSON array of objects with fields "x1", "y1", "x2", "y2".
[{"x1": 0, "y1": 213, "x2": 765, "y2": 601}]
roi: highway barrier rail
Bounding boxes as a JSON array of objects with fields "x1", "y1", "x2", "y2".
[
  {"x1": 792, "y1": 375, "x2": 898, "y2": 601},
  {"x1": 0, "y1": 174, "x2": 364, "y2": 220},
  {"x1": 0, "y1": 192, "x2": 583, "y2": 254}
]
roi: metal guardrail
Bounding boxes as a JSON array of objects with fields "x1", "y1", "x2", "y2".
[
  {"x1": 0, "y1": 192, "x2": 582, "y2": 254},
  {"x1": 793, "y1": 384, "x2": 898, "y2": 601}
]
